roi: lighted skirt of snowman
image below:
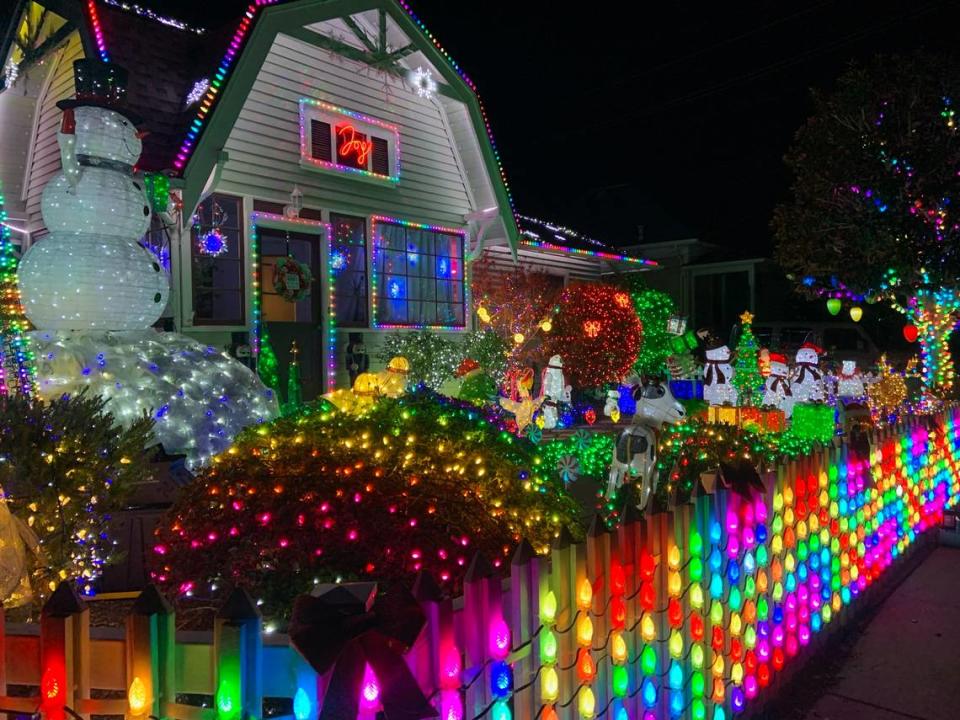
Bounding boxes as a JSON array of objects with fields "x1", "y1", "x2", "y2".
[{"x1": 30, "y1": 329, "x2": 279, "y2": 468}]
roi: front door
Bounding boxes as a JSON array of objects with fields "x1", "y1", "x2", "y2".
[{"x1": 260, "y1": 229, "x2": 323, "y2": 402}]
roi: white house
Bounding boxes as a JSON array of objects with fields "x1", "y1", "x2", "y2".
[{"x1": 0, "y1": 0, "x2": 655, "y2": 401}]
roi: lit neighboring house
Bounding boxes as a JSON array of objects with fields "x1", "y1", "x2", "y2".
[{"x1": 0, "y1": 0, "x2": 655, "y2": 400}]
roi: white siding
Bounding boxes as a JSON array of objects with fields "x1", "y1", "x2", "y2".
[
  {"x1": 218, "y1": 32, "x2": 474, "y2": 225},
  {"x1": 23, "y1": 32, "x2": 84, "y2": 235}
]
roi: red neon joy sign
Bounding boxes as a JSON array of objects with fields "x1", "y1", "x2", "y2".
[{"x1": 336, "y1": 123, "x2": 373, "y2": 166}]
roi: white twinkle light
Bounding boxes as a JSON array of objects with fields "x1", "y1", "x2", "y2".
[{"x1": 410, "y1": 66, "x2": 437, "y2": 100}]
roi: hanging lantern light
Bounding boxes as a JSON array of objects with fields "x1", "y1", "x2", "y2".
[{"x1": 903, "y1": 324, "x2": 918, "y2": 343}]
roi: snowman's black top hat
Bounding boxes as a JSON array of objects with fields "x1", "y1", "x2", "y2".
[{"x1": 56, "y1": 59, "x2": 142, "y2": 125}]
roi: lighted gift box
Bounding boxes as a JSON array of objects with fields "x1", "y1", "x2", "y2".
[
  {"x1": 707, "y1": 405, "x2": 739, "y2": 426},
  {"x1": 669, "y1": 379, "x2": 703, "y2": 401},
  {"x1": 791, "y1": 403, "x2": 836, "y2": 442},
  {"x1": 740, "y1": 407, "x2": 786, "y2": 433}
]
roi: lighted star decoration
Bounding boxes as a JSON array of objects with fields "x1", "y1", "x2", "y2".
[
  {"x1": 409, "y1": 66, "x2": 437, "y2": 100},
  {"x1": 740, "y1": 310, "x2": 754, "y2": 324}
]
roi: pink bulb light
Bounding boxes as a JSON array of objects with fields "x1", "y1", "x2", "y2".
[
  {"x1": 359, "y1": 665, "x2": 380, "y2": 710},
  {"x1": 489, "y1": 617, "x2": 510, "y2": 659}
]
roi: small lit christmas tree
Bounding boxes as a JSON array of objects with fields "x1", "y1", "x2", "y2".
[
  {"x1": 284, "y1": 340, "x2": 303, "y2": 414},
  {"x1": 731, "y1": 310, "x2": 764, "y2": 407},
  {"x1": 257, "y1": 329, "x2": 282, "y2": 403}
]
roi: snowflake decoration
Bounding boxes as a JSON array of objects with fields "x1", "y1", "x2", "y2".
[
  {"x1": 198, "y1": 229, "x2": 228, "y2": 257},
  {"x1": 330, "y1": 250, "x2": 348, "y2": 272},
  {"x1": 409, "y1": 66, "x2": 437, "y2": 100},
  {"x1": 185, "y1": 78, "x2": 210, "y2": 108}
]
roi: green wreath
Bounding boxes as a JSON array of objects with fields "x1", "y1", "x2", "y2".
[{"x1": 273, "y1": 256, "x2": 313, "y2": 302}]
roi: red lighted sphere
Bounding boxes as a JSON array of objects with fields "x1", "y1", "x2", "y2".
[{"x1": 903, "y1": 324, "x2": 918, "y2": 343}]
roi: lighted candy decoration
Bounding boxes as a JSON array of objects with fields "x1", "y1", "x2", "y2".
[
  {"x1": 790, "y1": 342, "x2": 825, "y2": 403},
  {"x1": 29, "y1": 330, "x2": 278, "y2": 468},
  {"x1": 538, "y1": 355, "x2": 571, "y2": 430},
  {"x1": 607, "y1": 379, "x2": 685, "y2": 508},
  {"x1": 762, "y1": 352, "x2": 794, "y2": 417},
  {"x1": 837, "y1": 359, "x2": 866, "y2": 399},
  {"x1": 703, "y1": 344, "x2": 738, "y2": 406}
]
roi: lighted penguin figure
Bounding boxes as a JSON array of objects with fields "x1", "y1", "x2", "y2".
[
  {"x1": 19, "y1": 60, "x2": 277, "y2": 467},
  {"x1": 539, "y1": 355, "x2": 571, "y2": 430}
]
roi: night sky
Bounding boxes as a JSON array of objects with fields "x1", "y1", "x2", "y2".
[{"x1": 11, "y1": 0, "x2": 960, "y2": 254}]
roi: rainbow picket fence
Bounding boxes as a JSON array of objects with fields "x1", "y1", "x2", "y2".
[{"x1": 2, "y1": 411, "x2": 959, "y2": 720}]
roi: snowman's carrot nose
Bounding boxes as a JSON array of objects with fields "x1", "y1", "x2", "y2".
[{"x1": 136, "y1": 130, "x2": 151, "y2": 140}]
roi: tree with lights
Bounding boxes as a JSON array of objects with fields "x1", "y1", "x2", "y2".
[
  {"x1": 543, "y1": 284, "x2": 643, "y2": 390},
  {"x1": 731, "y1": 311, "x2": 764, "y2": 406},
  {"x1": 0, "y1": 392, "x2": 152, "y2": 608},
  {"x1": 470, "y1": 258, "x2": 563, "y2": 369},
  {"x1": 774, "y1": 53, "x2": 960, "y2": 396},
  {"x1": 628, "y1": 278, "x2": 677, "y2": 378},
  {"x1": 151, "y1": 390, "x2": 580, "y2": 622}
]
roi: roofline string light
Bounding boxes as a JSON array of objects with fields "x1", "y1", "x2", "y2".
[
  {"x1": 519, "y1": 234, "x2": 658, "y2": 267},
  {"x1": 86, "y1": 0, "x2": 109, "y2": 62},
  {"x1": 370, "y1": 215, "x2": 469, "y2": 330},
  {"x1": 173, "y1": 1, "x2": 281, "y2": 172},
  {"x1": 518, "y1": 214, "x2": 613, "y2": 250},
  {"x1": 101, "y1": 0, "x2": 205, "y2": 34}
]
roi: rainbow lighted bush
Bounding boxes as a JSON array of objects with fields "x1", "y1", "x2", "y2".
[{"x1": 151, "y1": 391, "x2": 580, "y2": 620}]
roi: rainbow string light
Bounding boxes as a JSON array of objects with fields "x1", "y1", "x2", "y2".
[
  {"x1": 520, "y1": 235, "x2": 657, "y2": 267},
  {"x1": 86, "y1": 0, "x2": 109, "y2": 61},
  {"x1": 298, "y1": 99, "x2": 401, "y2": 183},
  {"x1": 173, "y1": 1, "x2": 280, "y2": 171},
  {"x1": 0, "y1": 185, "x2": 35, "y2": 398},
  {"x1": 248, "y1": 212, "x2": 335, "y2": 392},
  {"x1": 370, "y1": 215, "x2": 469, "y2": 330}
]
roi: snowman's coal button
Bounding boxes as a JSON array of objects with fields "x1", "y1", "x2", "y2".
[
  {"x1": 154, "y1": 293, "x2": 162, "y2": 303},
  {"x1": 133, "y1": 181, "x2": 141, "y2": 191},
  {"x1": 152, "y1": 262, "x2": 160, "y2": 272},
  {"x1": 143, "y1": 205, "x2": 149, "y2": 216}
]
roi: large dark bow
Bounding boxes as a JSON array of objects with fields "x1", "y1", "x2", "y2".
[
  {"x1": 704, "y1": 359, "x2": 728, "y2": 385},
  {"x1": 794, "y1": 362, "x2": 822, "y2": 384},
  {"x1": 718, "y1": 458, "x2": 766, "y2": 499},
  {"x1": 767, "y1": 376, "x2": 792, "y2": 396},
  {"x1": 288, "y1": 583, "x2": 437, "y2": 720}
]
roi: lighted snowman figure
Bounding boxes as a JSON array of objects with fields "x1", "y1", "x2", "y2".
[
  {"x1": 790, "y1": 342, "x2": 825, "y2": 403},
  {"x1": 702, "y1": 341, "x2": 737, "y2": 406},
  {"x1": 20, "y1": 61, "x2": 276, "y2": 467},
  {"x1": 762, "y1": 352, "x2": 794, "y2": 417},
  {"x1": 18, "y1": 60, "x2": 167, "y2": 330},
  {"x1": 539, "y1": 355, "x2": 571, "y2": 430},
  {"x1": 837, "y1": 360, "x2": 866, "y2": 399}
]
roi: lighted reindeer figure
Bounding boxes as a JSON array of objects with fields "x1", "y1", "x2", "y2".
[{"x1": 607, "y1": 379, "x2": 686, "y2": 509}]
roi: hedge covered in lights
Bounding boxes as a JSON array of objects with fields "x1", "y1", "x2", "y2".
[{"x1": 151, "y1": 391, "x2": 581, "y2": 620}]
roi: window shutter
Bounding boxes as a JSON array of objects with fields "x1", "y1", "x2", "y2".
[
  {"x1": 311, "y1": 120, "x2": 332, "y2": 161},
  {"x1": 371, "y1": 136, "x2": 390, "y2": 176}
]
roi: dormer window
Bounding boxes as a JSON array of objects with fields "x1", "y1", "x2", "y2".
[{"x1": 299, "y1": 99, "x2": 399, "y2": 183}]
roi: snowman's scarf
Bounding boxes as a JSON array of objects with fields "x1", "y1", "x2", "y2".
[
  {"x1": 77, "y1": 154, "x2": 135, "y2": 173},
  {"x1": 768, "y1": 375, "x2": 792, "y2": 395},
  {"x1": 794, "y1": 362, "x2": 822, "y2": 384},
  {"x1": 704, "y1": 357, "x2": 729, "y2": 385}
]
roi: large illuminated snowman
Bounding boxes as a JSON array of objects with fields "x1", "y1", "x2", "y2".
[{"x1": 18, "y1": 61, "x2": 277, "y2": 467}]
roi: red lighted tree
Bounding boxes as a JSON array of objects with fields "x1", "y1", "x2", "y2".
[{"x1": 543, "y1": 283, "x2": 642, "y2": 389}]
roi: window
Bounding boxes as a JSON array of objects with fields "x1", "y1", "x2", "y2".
[
  {"x1": 330, "y1": 214, "x2": 368, "y2": 327},
  {"x1": 191, "y1": 194, "x2": 244, "y2": 325},
  {"x1": 299, "y1": 100, "x2": 400, "y2": 182},
  {"x1": 373, "y1": 219, "x2": 466, "y2": 328}
]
